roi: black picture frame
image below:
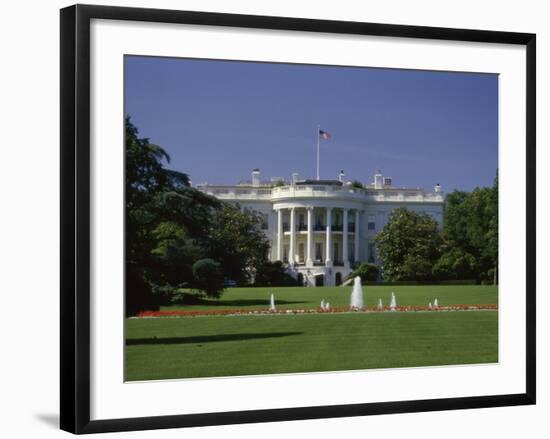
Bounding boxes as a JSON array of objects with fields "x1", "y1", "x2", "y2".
[{"x1": 60, "y1": 4, "x2": 536, "y2": 434}]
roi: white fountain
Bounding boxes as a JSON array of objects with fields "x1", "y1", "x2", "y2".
[
  {"x1": 350, "y1": 276, "x2": 364, "y2": 310},
  {"x1": 325, "y1": 302, "x2": 330, "y2": 311},
  {"x1": 269, "y1": 293, "x2": 276, "y2": 312},
  {"x1": 390, "y1": 292, "x2": 397, "y2": 311},
  {"x1": 434, "y1": 298, "x2": 439, "y2": 308},
  {"x1": 428, "y1": 301, "x2": 433, "y2": 310},
  {"x1": 320, "y1": 299, "x2": 325, "y2": 311},
  {"x1": 377, "y1": 298, "x2": 383, "y2": 311}
]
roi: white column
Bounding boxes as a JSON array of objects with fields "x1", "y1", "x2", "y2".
[
  {"x1": 306, "y1": 207, "x2": 313, "y2": 266},
  {"x1": 289, "y1": 207, "x2": 296, "y2": 264},
  {"x1": 277, "y1": 209, "x2": 283, "y2": 261},
  {"x1": 343, "y1": 208, "x2": 349, "y2": 267},
  {"x1": 325, "y1": 207, "x2": 332, "y2": 266},
  {"x1": 354, "y1": 210, "x2": 360, "y2": 263}
]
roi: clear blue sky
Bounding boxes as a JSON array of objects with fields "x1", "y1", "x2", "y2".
[{"x1": 125, "y1": 56, "x2": 498, "y2": 192}]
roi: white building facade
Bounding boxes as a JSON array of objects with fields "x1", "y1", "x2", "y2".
[{"x1": 198, "y1": 170, "x2": 444, "y2": 287}]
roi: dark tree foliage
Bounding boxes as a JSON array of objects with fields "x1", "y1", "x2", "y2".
[
  {"x1": 254, "y1": 261, "x2": 301, "y2": 287},
  {"x1": 192, "y1": 259, "x2": 224, "y2": 298},
  {"x1": 208, "y1": 203, "x2": 271, "y2": 285},
  {"x1": 375, "y1": 208, "x2": 443, "y2": 282},
  {"x1": 349, "y1": 180, "x2": 364, "y2": 189},
  {"x1": 439, "y1": 173, "x2": 498, "y2": 282},
  {"x1": 125, "y1": 117, "x2": 270, "y2": 315}
]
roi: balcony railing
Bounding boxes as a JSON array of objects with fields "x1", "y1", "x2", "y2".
[{"x1": 199, "y1": 184, "x2": 444, "y2": 204}]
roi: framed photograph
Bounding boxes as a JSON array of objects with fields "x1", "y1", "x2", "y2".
[{"x1": 60, "y1": 4, "x2": 536, "y2": 434}]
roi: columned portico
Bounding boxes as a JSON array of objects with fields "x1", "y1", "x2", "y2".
[
  {"x1": 306, "y1": 207, "x2": 313, "y2": 266},
  {"x1": 325, "y1": 207, "x2": 332, "y2": 266},
  {"x1": 201, "y1": 170, "x2": 445, "y2": 287}
]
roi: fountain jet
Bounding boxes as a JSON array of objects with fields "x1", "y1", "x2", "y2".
[
  {"x1": 350, "y1": 276, "x2": 364, "y2": 310},
  {"x1": 269, "y1": 293, "x2": 276, "y2": 312},
  {"x1": 390, "y1": 292, "x2": 397, "y2": 311}
]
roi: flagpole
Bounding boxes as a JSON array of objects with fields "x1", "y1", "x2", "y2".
[{"x1": 316, "y1": 124, "x2": 320, "y2": 180}]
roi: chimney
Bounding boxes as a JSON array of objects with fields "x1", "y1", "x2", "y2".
[
  {"x1": 292, "y1": 172, "x2": 300, "y2": 184},
  {"x1": 338, "y1": 170, "x2": 345, "y2": 183},
  {"x1": 251, "y1": 169, "x2": 261, "y2": 186},
  {"x1": 434, "y1": 183, "x2": 442, "y2": 193},
  {"x1": 374, "y1": 170, "x2": 383, "y2": 189}
]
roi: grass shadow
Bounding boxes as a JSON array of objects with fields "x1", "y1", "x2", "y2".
[{"x1": 126, "y1": 331, "x2": 303, "y2": 346}]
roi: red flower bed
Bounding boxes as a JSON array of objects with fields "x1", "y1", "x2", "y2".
[{"x1": 135, "y1": 304, "x2": 498, "y2": 318}]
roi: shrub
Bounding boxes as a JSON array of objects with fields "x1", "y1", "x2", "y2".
[
  {"x1": 254, "y1": 261, "x2": 301, "y2": 286},
  {"x1": 348, "y1": 263, "x2": 379, "y2": 283},
  {"x1": 192, "y1": 258, "x2": 224, "y2": 298}
]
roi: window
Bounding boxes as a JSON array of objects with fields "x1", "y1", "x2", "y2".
[
  {"x1": 315, "y1": 213, "x2": 323, "y2": 226},
  {"x1": 298, "y1": 213, "x2": 306, "y2": 231},
  {"x1": 367, "y1": 214, "x2": 376, "y2": 231},
  {"x1": 333, "y1": 242, "x2": 340, "y2": 263},
  {"x1": 283, "y1": 245, "x2": 288, "y2": 263},
  {"x1": 298, "y1": 243, "x2": 305, "y2": 262},
  {"x1": 315, "y1": 242, "x2": 322, "y2": 261}
]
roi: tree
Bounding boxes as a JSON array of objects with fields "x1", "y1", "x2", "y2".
[
  {"x1": 432, "y1": 247, "x2": 478, "y2": 280},
  {"x1": 126, "y1": 116, "x2": 274, "y2": 313},
  {"x1": 125, "y1": 116, "x2": 221, "y2": 314},
  {"x1": 441, "y1": 172, "x2": 498, "y2": 282},
  {"x1": 375, "y1": 208, "x2": 443, "y2": 281},
  {"x1": 208, "y1": 203, "x2": 271, "y2": 285}
]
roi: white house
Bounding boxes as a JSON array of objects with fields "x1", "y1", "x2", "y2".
[{"x1": 198, "y1": 169, "x2": 444, "y2": 287}]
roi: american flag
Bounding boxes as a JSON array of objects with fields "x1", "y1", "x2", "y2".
[{"x1": 319, "y1": 129, "x2": 332, "y2": 140}]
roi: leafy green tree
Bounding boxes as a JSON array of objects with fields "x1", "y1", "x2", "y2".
[
  {"x1": 126, "y1": 116, "x2": 273, "y2": 313},
  {"x1": 432, "y1": 247, "x2": 478, "y2": 280},
  {"x1": 375, "y1": 207, "x2": 443, "y2": 281},
  {"x1": 208, "y1": 203, "x2": 271, "y2": 285},
  {"x1": 125, "y1": 117, "x2": 221, "y2": 313},
  {"x1": 441, "y1": 172, "x2": 498, "y2": 282}
]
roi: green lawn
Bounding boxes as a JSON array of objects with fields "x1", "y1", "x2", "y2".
[
  {"x1": 161, "y1": 284, "x2": 498, "y2": 311},
  {"x1": 126, "y1": 285, "x2": 498, "y2": 381},
  {"x1": 125, "y1": 311, "x2": 498, "y2": 381}
]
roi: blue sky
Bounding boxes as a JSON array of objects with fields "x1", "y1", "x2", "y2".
[{"x1": 125, "y1": 56, "x2": 498, "y2": 192}]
